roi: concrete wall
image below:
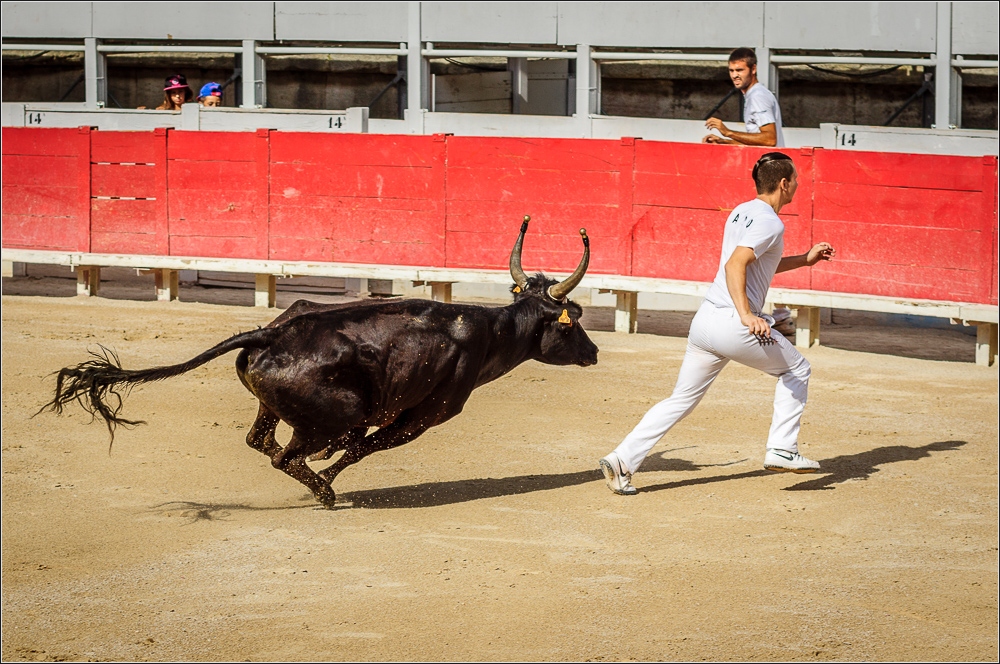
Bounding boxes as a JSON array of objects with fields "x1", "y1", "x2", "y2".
[
  {"x1": 275, "y1": 2, "x2": 408, "y2": 42},
  {"x1": 3, "y1": 2, "x2": 997, "y2": 53}
]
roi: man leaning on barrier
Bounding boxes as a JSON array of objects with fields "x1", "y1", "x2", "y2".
[{"x1": 703, "y1": 47, "x2": 785, "y2": 148}]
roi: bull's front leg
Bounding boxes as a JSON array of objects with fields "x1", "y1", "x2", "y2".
[
  {"x1": 272, "y1": 431, "x2": 339, "y2": 509},
  {"x1": 318, "y1": 411, "x2": 431, "y2": 483}
]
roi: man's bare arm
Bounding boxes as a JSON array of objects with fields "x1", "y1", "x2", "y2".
[
  {"x1": 725, "y1": 246, "x2": 772, "y2": 338},
  {"x1": 776, "y1": 242, "x2": 836, "y2": 273},
  {"x1": 704, "y1": 118, "x2": 777, "y2": 147}
]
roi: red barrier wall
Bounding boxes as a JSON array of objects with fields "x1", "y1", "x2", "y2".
[{"x1": 2, "y1": 127, "x2": 997, "y2": 305}]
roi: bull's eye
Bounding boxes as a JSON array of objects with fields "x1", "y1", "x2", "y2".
[{"x1": 558, "y1": 309, "x2": 572, "y2": 326}]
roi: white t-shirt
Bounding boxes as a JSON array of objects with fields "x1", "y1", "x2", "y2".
[
  {"x1": 743, "y1": 83, "x2": 785, "y2": 148},
  {"x1": 704, "y1": 198, "x2": 784, "y2": 315}
]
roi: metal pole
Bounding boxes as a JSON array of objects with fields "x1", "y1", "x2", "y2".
[
  {"x1": 241, "y1": 40, "x2": 262, "y2": 108},
  {"x1": 935, "y1": 1, "x2": 954, "y2": 128},
  {"x1": 84, "y1": 38, "x2": 106, "y2": 109},
  {"x1": 407, "y1": 1, "x2": 424, "y2": 133},
  {"x1": 575, "y1": 44, "x2": 593, "y2": 137}
]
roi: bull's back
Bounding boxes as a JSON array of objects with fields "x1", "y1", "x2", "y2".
[{"x1": 240, "y1": 299, "x2": 492, "y2": 428}]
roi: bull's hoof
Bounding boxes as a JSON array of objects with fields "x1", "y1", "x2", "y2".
[{"x1": 315, "y1": 490, "x2": 337, "y2": 509}]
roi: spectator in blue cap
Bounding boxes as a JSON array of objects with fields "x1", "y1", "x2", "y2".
[{"x1": 198, "y1": 82, "x2": 223, "y2": 107}]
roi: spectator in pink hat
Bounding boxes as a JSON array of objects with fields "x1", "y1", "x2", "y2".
[{"x1": 155, "y1": 74, "x2": 194, "y2": 111}]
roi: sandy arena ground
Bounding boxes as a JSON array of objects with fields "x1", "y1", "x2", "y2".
[{"x1": 2, "y1": 271, "x2": 997, "y2": 661}]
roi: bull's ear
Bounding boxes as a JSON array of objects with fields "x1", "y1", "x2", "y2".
[{"x1": 558, "y1": 309, "x2": 573, "y2": 326}]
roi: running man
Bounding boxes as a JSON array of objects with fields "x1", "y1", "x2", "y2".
[{"x1": 600, "y1": 152, "x2": 835, "y2": 495}]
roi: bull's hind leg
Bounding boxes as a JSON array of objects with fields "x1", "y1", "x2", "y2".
[
  {"x1": 246, "y1": 402, "x2": 282, "y2": 458},
  {"x1": 272, "y1": 431, "x2": 340, "y2": 508}
]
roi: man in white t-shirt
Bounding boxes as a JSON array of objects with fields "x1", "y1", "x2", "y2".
[
  {"x1": 703, "y1": 47, "x2": 785, "y2": 148},
  {"x1": 599, "y1": 153, "x2": 835, "y2": 495}
]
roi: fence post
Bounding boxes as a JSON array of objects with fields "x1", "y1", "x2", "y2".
[
  {"x1": 255, "y1": 128, "x2": 271, "y2": 260},
  {"x1": 153, "y1": 127, "x2": 170, "y2": 255},
  {"x1": 77, "y1": 126, "x2": 92, "y2": 253}
]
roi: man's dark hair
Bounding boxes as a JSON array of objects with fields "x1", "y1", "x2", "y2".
[
  {"x1": 729, "y1": 47, "x2": 757, "y2": 69},
  {"x1": 752, "y1": 152, "x2": 795, "y2": 194}
]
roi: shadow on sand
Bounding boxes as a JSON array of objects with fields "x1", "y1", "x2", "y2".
[{"x1": 149, "y1": 440, "x2": 965, "y2": 518}]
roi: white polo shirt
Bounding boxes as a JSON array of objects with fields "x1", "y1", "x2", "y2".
[
  {"x1": 704, "y1": 198, "x2": 785, "y2": 316},
  {"x1": 743, "y1": 83, "x2": 785, "y2": 148}
]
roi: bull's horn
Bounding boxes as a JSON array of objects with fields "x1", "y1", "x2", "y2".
[
  {"x1": 509, "y1": 215, "x2": 530, "y2": 289},
  {"x1": 547, "y1": 228, "x2": 590, "y2": 301}
]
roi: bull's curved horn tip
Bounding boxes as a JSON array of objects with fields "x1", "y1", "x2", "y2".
[
  {"x1": 579, "y1": 228, "x2": 587, "y2": 238},
  {"x1": 523, "y1": 215, "x2": 531, "y2": 223}
]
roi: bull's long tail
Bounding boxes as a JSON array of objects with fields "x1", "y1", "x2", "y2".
[{"x1": 37, "y1": 327, "x2": 280, "y2": 443}]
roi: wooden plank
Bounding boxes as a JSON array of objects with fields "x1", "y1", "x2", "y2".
[
  {"x1": 813, "y1": 182, "x2": 983, "y2": 231},
  {"x1": 1, "y1": 127, "x2": 83, "y2": 157},
  {"x1": 168, "y1": 190, "x2": 259, "y2": 227},
  {"x1": 270, "y1": 194, "x2": 442, "y2": 214},
  {"x1": 447, "y1": 136, "x2": 622, "y2": 171},
  {"x1": 1, "y1": 184, "x2": 80, "y2": 217},
  {"x1": 168, "y1": 235, "x2": 261, "y2": 259},
  {"x1": 168, "y1": 131, "x2": 258, "y2": 161},
  {"x1": 269, "y1": 162, "x2": 441, "y2": 200},
  {"x1": 446, "y1": 167, "x2": 620, "y2": 205},
  {"x1": 814, "y1": 150, "x2": 985, "y2": 191},
  {"x1": 91, "y1": 131, "x2": 163, "y2": 164},
  {"x1": 1, "y1": 154, "x2": 80, "y2": 186},
  {"x1": 91, "y1": 199, "x2": 161, "y2": 232},
  {"x1": 164, "y1": 161, "x2": 257, "y2": 190},
  {"x1": 269, "y1": 207, "x2": 445, "y2": 240},
  {"x1": 811, "y1": 261, "x2": 983, "y2": 303},
  {"x1": 269, "y1": 133, "x2": 437, "y2": 168},
  {"x1": 268, "y1": 235, "x2": 445, "y2": 266},
  {"x1": 444, "y1": 200, "x2": 618, "y2": 233},
  {"x1": 91, "y1": 163, "x2": 162, "y2": 198},
  {"x1": 169, "y1": 217, "x2": 259, "y2": 237},
  {"x1": 1, "y1": 214, "x2": 80, "y2": 251},
  {"x1": 91, "y1": 232, "x2": 163, "y2": 255},
  {"x1": 812, "y1": 220, "x2": 984, "y2": 271},
  {"x1": 444, "y1": 230, "x2": 611, "y2": 273}
]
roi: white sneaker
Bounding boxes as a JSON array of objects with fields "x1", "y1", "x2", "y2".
[
  {"x1": 600, "y1": 452, "x2": 637, "y2": 495},
  {"x1": 764, "y1": 449, "x2": 820, "y2": 474}
]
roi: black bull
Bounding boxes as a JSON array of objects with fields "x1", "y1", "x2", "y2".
[{"x1": 40, "y1": 218, "x2": 599, "y2": 508}]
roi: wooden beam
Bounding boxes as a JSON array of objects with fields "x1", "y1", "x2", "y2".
[
  {"x1": 615, "y1": 290, "x2": 638, "y2": 333},
  {"x1": 154, "y1": 268, "x2": 179, "y2": 302},
  {"x1": 255, "y1": 274, "x2": 276, "y2": 308},
  {"x1": 975, "y1": 322, "x2": 998, "y2": 367},
  {"x1": 794, "y1": 306, "x2": 820, "y2": 348},
  {"x1": 429, "y1": 282, "x2": 452, "y2": 303},
  {"x1": 75, "y1": 265, "x2": 100, "y2": 297}
]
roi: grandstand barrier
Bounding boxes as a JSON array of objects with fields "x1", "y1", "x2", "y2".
[{"x1": 2, "y1": 127, "x2": 997, "y2": 366}]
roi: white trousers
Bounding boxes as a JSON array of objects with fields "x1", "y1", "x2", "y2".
[{"x1": 614, "y1": 301, "x2": 811, "y2": 474}]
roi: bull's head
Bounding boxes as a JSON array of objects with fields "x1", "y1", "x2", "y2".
[{"x1": 509, "y1": 216, "x2": 599, "y2": 367}]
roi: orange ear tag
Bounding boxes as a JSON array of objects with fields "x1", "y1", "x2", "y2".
[
  {"x1": 558, "y1": 309, "x2": 572, "y2": 325},
  {"x1": 513, "y1": 286, "x2": 521, "y2": 293}
]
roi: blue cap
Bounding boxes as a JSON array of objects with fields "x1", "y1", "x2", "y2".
[{"x1": 199, "y1": 82, "x2": 222, "y2": 99}]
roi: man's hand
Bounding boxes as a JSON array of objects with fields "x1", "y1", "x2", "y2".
[
  {"x1": 805, "y1": 242, "x2": 836, "y2": 265},
  {"x1": 740, "y1": 311, "x2": 774, "y2": 343},
  {"x1": 705, "y1": 117, "x2": 730, "y2": 137}
]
